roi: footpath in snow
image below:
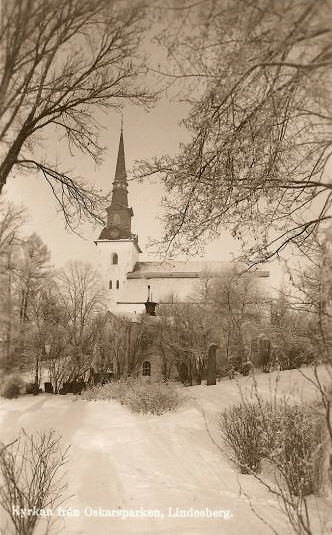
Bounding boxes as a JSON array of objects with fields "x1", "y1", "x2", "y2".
[{"x1": 0, "y1": 367, "x2": 328, "y2": 535}]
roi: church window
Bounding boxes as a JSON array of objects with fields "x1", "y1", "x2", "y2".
[
  {"x1": 113, "y1": 214, "x2": 121, "y2": 225},
  {"x1": 116, "y1": 280, "x2": 120, "y2": 289},
  {"x1": 112, "y1": 253, "x2": 118, "y2": 265},
  {"x1": 109, "y1": 280, "x2": 112, "y2": 289},
  {"x1": 142, "y1": 361, "x2": 151, "y2": 377}
]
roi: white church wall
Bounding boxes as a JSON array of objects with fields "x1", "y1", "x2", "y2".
[
  {"x1": 115, "y1": 273, "x2": 271, "y2": 316},
  {"x1": 125, "y1": 277, "x2": 201, "y2": 304},
  {"x1": 95, "y1": 240, "x2": 140, "y2": 310}
]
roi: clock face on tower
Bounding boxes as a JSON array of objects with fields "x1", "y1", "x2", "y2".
[{"x1": 110, "y1": 227, "x2": 119, "y2": 238}]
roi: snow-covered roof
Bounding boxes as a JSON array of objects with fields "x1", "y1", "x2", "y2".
[
  {"x1": 132, "y1": 260, "x2": 234, "y2": 272},
  {"x1": 127, "y1": 261, "x2": 269, "y2": 279}
]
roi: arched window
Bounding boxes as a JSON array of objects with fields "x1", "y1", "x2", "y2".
[
  {"x1": 113, "y1": 214, "x2": 121, "y2": 225},
  {"x1": 142, "y1": 361, "x2": 151, "y2": 377},
  {"x1": 109, "y1": 280, "x2": 112, "y2": 289},
  {"x1": 112, "y1": 253, "x2": 118, "y2": 265},
  {"x1": 116, "y1": 280, "x2": 120, "y2": 289}
]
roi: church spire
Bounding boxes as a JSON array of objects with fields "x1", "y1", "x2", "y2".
[
  {"x1": 111, "y1": 128, "x2": 128, "y2": 209},
  {"x1": 114, "y1": 112, "x2": 124, "y2": 183},
  {"x1": 98, "y1": 125, "x2": 137, "y2": 242}
]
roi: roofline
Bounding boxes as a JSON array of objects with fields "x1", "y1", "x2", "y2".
[
  {"x1": 127, "y1": 270, "x2": 270, "y2": 279},
  {"x1": 116, "y1": 299, "x2": 273, "y2": 305},
  {"x1": 128, "y1": 272, "x2": 201, "y2": 279},
  {"x1": 117, "y1": 302, "x2": 146, "y2": 304}
]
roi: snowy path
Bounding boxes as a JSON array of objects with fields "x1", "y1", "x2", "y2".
[{"x1": 0, "y1": 369, "x2": 324, "y2": 534}]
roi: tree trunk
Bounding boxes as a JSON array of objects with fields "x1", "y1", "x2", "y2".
[
  {"x1": 4, "y1": 248, "x2": 14, "y2": 363},
  {"x1": 0, "y1": 131, "x2": 28, "y2": 194}
]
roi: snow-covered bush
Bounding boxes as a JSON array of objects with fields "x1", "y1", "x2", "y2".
[
  {"x1": 82, "y1": 378, "x2": 183, "y2": 415},
  {"x1": 81, "y1": 377, "x2": 136, "y2": 402},
  {"x1": 263, "y1": 401, "x2": 326, "y2": 496},
  {"x1": 123, "y1": 380, "x2": 182, "y2": 415},
  {"x1": 218, "y1": 400, "x2": 326, "y2": 496},
  {"x1": 218, "y1": 403, "x2": 263, "y2": 474},
  {"x1": 0, "y1": 375, "x2": 22, "y2": 399}
]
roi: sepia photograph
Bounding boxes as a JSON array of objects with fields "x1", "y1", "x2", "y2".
[{"x1": 0, "y1": 0, "x2": 331, "y2": 533}]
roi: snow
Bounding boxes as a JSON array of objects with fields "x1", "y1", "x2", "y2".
[{"x1": 0, "y1": 367, "x2": 330, "y2": 535}]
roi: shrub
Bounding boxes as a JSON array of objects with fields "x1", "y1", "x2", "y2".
[
  {"x1": 82, "y1": 378, "x2": 183, "y2": 415},
  {"x1": 218, "y1": 403, "x2": 263, "y2": 473},
  {"x1": 0, "y1": 375, "x2": 22, "y2": 399},
  {"x1": 81, "y1": 377, "x2": 136, "y2": 403},
  {"x1": 123, "y1": 381, "x2": 181, "y2": 415},
  {"x1": 25, "y1": 382, "x2": 40, "y2": 395},
  {"x1": 253, "y1": 335, "x2": 272, "y2": 372},
  {"x1": 218, "y1": 399, "x2": 326, "y2": 495},
  {"x1": 218, "y1": 361, "x2": 231, "y2": 378},
  {"x1": 241, "y1": 361, "x2": 254, "y2": 376},
  {"x1": 0, "y1": 429, "x2": 69, "y2": 535},
  {"x1": 264, "y1": 402, "x2": 326, "y2": 496},
  {"x1": 276, "y1": 337, "x2": 317, "y2": 370}
]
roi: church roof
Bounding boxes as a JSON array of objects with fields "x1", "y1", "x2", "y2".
[
  {"x1": 127, "y1": 261, "x2": 269, "y2": 279},
  {"x1": 131, "y1": 260, "x2": 234, "y2": 272}
]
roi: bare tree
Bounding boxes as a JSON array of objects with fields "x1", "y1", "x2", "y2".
[
  {"x1": 90, "y1": 312, "x2": 151, "y2": 379},
  {"x1": 15, "y1": 233, "x2": 50, "y2": 323},
  {"x1": 0, "y1": 201, "x2": 25, "y2": 261},
  {"x1": 153, "y1": 313, "x2": 178, "y2": 380},
  {"x1": 0, "y1": 0, "x2": 154, "y2": 228},
  {"x1": 291, "y1": 232, "x2": 332, "y2": 351},
  {"x1": 137, "y1": 0, "x2": 332, "y2": 263},
  {"x1": 0, "y1": 202, "x2": 26, "y2": 366},
  {"x1": 290, "y1": 231, "x2": 332, "y2": 470},
  {"x1": 12, "y1": 234, "x2": 51, "y2": 383},
  {"x1": 0, "y1": 429, "x2": 69, "y2": 535},
  {"x1": 102, "y1": 314, "x2": 128, "y2": 379},
  {"x1": 158, "y1": 297, "x2": 214, "y2": 384},
  {"x1": 25, "y1": 276, "x2": 67, "y2": 390},
  {"x1": 208, "y1": 270, "x2": 268, "y2": 366},
  {"x1": 126, "y1": 316, "x2": 151, "y2": 377},
  {"x1": 56, "y1": 261, "x2": 105, "y2": 379}
]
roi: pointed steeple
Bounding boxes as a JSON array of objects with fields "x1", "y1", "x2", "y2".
[
  {"x1": 114, "y1": 127, "x2": 127, "y2": 185},
  {"x1": 98, "y1": 125, "x2": 139, "y2": 247},
  {"x1": 110, "y1": 128, "x2": 129, "y2": 209}
]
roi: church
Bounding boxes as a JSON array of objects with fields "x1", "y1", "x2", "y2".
[{"x1": 94, "y1": 127, "x2": 270, "y2": 318}]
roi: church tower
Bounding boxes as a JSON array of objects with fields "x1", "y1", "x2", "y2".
[{"x1": 95, "y1": 126, "x2": 141, "y2": 311}]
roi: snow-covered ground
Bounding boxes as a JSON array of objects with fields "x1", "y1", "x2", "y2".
[{"x1": 0, "y1": 367, "x2": 330, "y2": 535}]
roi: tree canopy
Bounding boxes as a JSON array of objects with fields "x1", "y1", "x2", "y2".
[
  {"x1": 137, "y1": 0, "x2": 332, "y2": 263},
  {"x1": 0, "y1": 0, "x2": 153, "y2": 229}
]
